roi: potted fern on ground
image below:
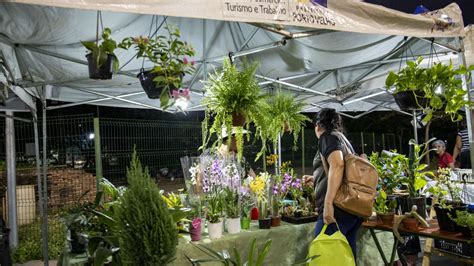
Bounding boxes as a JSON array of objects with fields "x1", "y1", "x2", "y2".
[
  {"x1": 82, "y1": 28, "x2": 119, "y2": 80},
  {"x1": 385, "y1": 57, "x2": 474, "y2": 122},
  {"x1": 201, "y1": 59, "x2": 268, "y2": 160}
]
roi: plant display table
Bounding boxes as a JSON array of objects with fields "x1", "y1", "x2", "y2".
[{"x1": 362, "y1": 217, "x2": 474, "y2": 266}]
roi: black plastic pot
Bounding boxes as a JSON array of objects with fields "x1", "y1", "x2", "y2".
[
  {"x1": 281, "y1": 214, "x2": 318, "y2": 224},
  {"x1": 397, "y1": 195, "x2": 427, "y2": 218},
  {"x1": 460, "y1": 225, "x2": 472, "y2": 238},
  {"x1": 69, "y1": 231, "x2": 88, "y2": 254},
  {"x1": 434, "y1": 203, "x2": 467, "y2": 232},
  {"x1": 258, "y1": 218, "x2": 271, "y2": 229},
  {"x1": 137, "y1": 70, "x2": 183, "y2": 99},
  {"x1": 393, "y1": 91, "x2": 427, "y2": 110},
  {"x1": 86, "y1": 53, "x2": 113, "y2": 80}
]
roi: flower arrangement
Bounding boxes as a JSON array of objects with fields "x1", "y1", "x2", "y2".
[
  {"x1": 119, "y1": 24, "x2": 196, "y2": 107},
  {"x1": 249, "y1": 172, "x2": 271, "y2": 219}
]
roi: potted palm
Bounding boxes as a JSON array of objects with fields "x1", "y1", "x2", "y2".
[
  {"x1": 81, "y1": 28, "x2": 119, "y2": 80},
  {"x1": 385, "y1": 57, "x2": 474, "y2": 123},
  {"x1": 397, "y1": 138, "x2": 435, "y2": 218},
  {"x1": 119, "y1": 25, "x2": 196, "y2": 107},
  {"x1": 201, "y1": 59, "x2": 268, "y2": 161},
  {"x1": 429, "y1": 167, "x2": 466, "y2": 232},
  {"x1": 259, "y1": 91, "x2": 310, "y2": 160}
]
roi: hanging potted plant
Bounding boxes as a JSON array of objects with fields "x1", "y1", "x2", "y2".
[
  {"x1": 428, "y1": 167, "x2": 466, "y2": 232},
  {"x1": 81, "y1": 28, "x2": 119, "y2": 80},
  {"x1": 259, "y1": 91, "x2": 311, "y2": 160},
  {"x1": 385, "y1": 57, "x2": 474, "y2": 123},
  {"x1": 374, "y1": 190, "x2": 397, "y2": 225},
  {"x1": 119, "y1": 25, "x2": 196, "y2": 108},
  {"x1": 201, "y1": 59, "x2": 268, "y2": 161},
  {"x1": 397, "y1": 138, "x2": 435, "y2": 218}
]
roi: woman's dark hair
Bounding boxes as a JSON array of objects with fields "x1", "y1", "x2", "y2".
[{"x1": 313, "y1": 108, "x2": 343, "y2": 131}]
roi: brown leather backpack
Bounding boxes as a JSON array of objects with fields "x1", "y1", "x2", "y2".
[{"x1": 320, "y1": 132, "x2": 378, "y2": 218}]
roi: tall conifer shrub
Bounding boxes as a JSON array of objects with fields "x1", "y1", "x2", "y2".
[{"x1": 116, "y1": 150, "x2": 177, "y2": 265}]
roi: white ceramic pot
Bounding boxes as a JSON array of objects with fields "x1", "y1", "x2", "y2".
[
  {"x1": 208, "y1": 220, "x2": 223, "y2": 240},
  {"x1": 227, "y1": 217, "x2": 241, "y2": 234}
]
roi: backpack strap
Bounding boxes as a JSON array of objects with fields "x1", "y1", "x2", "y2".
[{"x1": 320, "y1": 131, "x2": 354, "y2": 176}]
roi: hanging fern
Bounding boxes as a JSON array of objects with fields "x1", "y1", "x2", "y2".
[{"x1": 201, "y1": 59, "x2": 268, "y2": 161}]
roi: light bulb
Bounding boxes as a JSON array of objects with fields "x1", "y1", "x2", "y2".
[
  {"x1": 435, "y1": 85, "x2": 443, "y2": 94},
  {"x1": 175, "y1": 97, "x2": 190, "y2": 111}
]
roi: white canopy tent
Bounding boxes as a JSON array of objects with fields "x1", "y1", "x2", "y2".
[{"x1": 0, "y1": 1, "x2": 473, "y2": 263}]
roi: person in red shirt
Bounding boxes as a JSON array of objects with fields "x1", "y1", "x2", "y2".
[{"x1": 432, "y1": 140, "x2": 454, "y2": 169}]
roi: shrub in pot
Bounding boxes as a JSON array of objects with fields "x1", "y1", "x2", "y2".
[
  {"x1": 452, "y1": 210, "x2": 474, "y2": 238},
  {"x1": 116, "y1": 150, "x2": 178, "y2": 265},
  {"x1": 374, "y1": 190, "x2": 397, "y2": 225},
  {"x1": 82, "y1": 28, "x2": 119, "y2": 80},
  {"x1": 385, "y1": 57, "x2": 474, "y2": 123},
  {"x1": 201, "y1": 59, "x2": 269, "y2": 161},
  {"x1": 119, "y1": 25, "x2": 196, "y2": 108},
  {"x1": 369, "y1": 150, "x2": 406, "y2": 195},
  {"x1": 428, "y1": 167, "x2": 466, "y2": 232}
]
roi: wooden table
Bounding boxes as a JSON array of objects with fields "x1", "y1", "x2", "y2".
[{"x1": 362, "y1": 218, "x2": 472, "y2": 266}]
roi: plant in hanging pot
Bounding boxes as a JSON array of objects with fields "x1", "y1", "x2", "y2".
[
  {"x1": 119, "y1": 25, "x2": 196, "y2": 107},
  {"x1": 82, "y1": 28, "x2": 120, "y2": 80},
  {"x1": 398, "y1": 138, "x2": 436, "y2": 218},
  {"x1": 385, "y1": 57, "x2": 474, "y2": 123},
  {"x1": 201, "y1": 59, "x2": 269, "y2": 161},
  {"x1": 249, "y1": 172, "x2": 271, "y2": 229},
  {"x1": 261, "y1": 90, "x2": 311, "y2": 159},
  {"x1": 373, "y1": 190, "x2": 397, "y2": 225},
  {"x1": 428, "y1": 167, "x2": 466, "y2": 232}
]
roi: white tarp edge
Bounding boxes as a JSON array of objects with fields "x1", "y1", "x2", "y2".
[{"x1": 2, "y1": 0, "x2": 465, "y2": 37}]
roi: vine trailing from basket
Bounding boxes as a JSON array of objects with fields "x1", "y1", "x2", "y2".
[
  {"x1": 385, "y1": 57, "x2": 474, "y2": 122},
  {"x1": 119, "y1": 24, "x2": 196, "y2": 108}
]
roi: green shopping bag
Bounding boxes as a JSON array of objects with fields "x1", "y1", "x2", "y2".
[{"x1": 307, "y1": 223, "x2": 355, "y2": 266}]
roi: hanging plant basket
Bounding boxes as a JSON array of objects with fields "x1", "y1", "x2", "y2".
[
  {"x1": 232, "y1": 113, "x2": 246, "y2": 126},
  {"x1": 86, "y1": 53, "x2": 114, "y2": 80},
  {"x1": 137, "y1": 70, "x2": 183, "y2": 100},
  {"x1": 393, "y1": 91, "x2": 428, "y2": 110}
]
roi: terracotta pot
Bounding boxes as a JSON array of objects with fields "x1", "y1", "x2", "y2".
[
  {"x1": 271, "y1": 216, "x2": 281, "y2": 227},
  {"x1": 241, "y1": 217, "x2": 251, "y2": 229},
  {"x1": 258, "y1": 218, "x2": 271, "y2": 229},
  {"x1": 232, "y1": 113, "x2": 246, "y2": 126},
  {"x1": 377, "y1": 212, "x2": 395, "y2": 225},
  {"x1": 402, "y1": 217, "x2": 419, "y2": 230}
]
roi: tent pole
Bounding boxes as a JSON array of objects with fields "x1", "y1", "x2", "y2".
[
  {"x1": 256, "y1": 75, "x2": 335, "y2": 97},
  {"x1": 46, "y1": 91, "x2": 145, "y2": 110},
  {"x1": 412, "y1": 110, "x2": 418, "y2": 143},
  {"x1": 203, "y1": 19, "x2": 207, "y2": 82},
  {"x1": 41, "y1": 87, "x2": 49, "y2": 265},
  {"x1": 5, "y1": 111, "x2": 18, "y2": 248},
  {"x1": 457, "y1": 37, "x2": 474, "y2": 168}
]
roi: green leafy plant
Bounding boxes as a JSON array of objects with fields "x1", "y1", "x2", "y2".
[
  {"x1": 119, "y1": 25, "x2": 196, "y2": 108},
  {"x1": 187, "y1": 238, "x2": 272, "y2": 266},
  {"x1": 452, "y1": 210, "x2": 474, "y2": 230},
  {"x1": 400, "y1": 138, "x2": 436, "y2": 197},
  {"x1": 81, "y1": 28, "x2": 119, "y2": 73},
  {"x1": 385, "y1": 57, "x2": 474, "y2": 122},
  {"x1": 260, "y1": 90, "x2": 310, "y2": 159},
  {"x1": 223, "y1": 187, "x2": 240, "y2": 218},
  {"x1": 374, "y1": 190, "x2": 397, "y2": 215},
  {"x1": 428, "y1": 167, "x2": 462, "y2": 209},
  {"x1": 116, "y1": 149, "x2": 178, "y2": 265},
  {"x1": 369, "y1": 150, "x2": 406, "y2": 194},
  {"x1": 201, "y1": 59, "x2": 268, "y2": 161}
]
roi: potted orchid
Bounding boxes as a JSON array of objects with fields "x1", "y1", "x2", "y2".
[
  {"x1": 200, "y1": 157, "x2": 225, "y2": 239},
  {"x1": 250, "y1": 172, "x2": 271, "y2": 229},
  {"x1": 119, "y1": 24, "x2": 196, "y2": 108},
  {"x1": 240, "y1": 185, "x2": 254, "y2": 230},
  {"x1": 280, "y1": 170, "x2": 317, "y2": 224}
]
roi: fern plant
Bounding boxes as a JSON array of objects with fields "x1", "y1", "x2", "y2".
[
  {"x1": 116, "y1": 150, "x2": 178, "y2": 265},
  {"x1": 261, "y1": 91, "x2": 310, "y2": 158},
  {"x1": 201, "y1": 59, "x2": 268, "y2": 160}
]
